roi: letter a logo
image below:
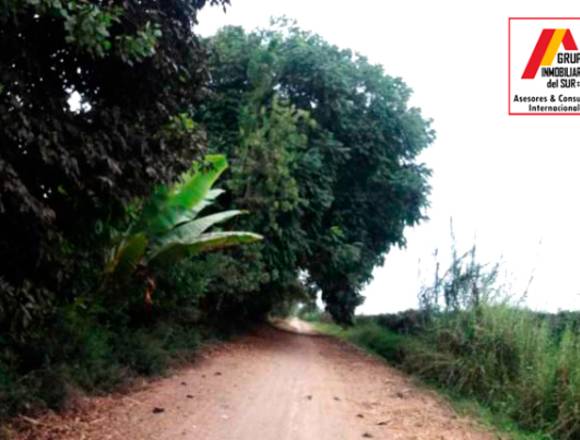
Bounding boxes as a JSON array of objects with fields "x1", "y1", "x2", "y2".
[{"x1": 522, "y1": 29, "x2": 578, "y2": 79}]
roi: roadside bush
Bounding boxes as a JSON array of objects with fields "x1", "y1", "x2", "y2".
[
  {"x1": 408, "y1": 306, "x2": 580, "y2": 439},
  {"x1": 0, "y1": 361, "x2": 27, "y2": 419},
  {"x1": 347, "y1": 323, "x2": 408, "y2": 364},
  {"x1": 357, "y1": 309, "x2": 429, "y2": 335},
  {"x1": 404, "y1": 244, "x2": 580, "y2": 439},
  {"x1": 333, "y1": 243, "x2": 580, "y2": 439},
  {"x1": 116, "y1": 329, "x2": 169, "y2": 377},
  {"x1": 0, "y1": 284, "x2": 209, "y2": 418}
]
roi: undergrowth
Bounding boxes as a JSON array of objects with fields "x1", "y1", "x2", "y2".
[
  {"x1": 315, "y1": 320, "x2": 553, "y2": 440},
  {"x1": 313, "y1": 241, "x2": 580, "y2": 440},
  {"x1": 0, "y1": 317, "x2": 207, "y2": 419}
]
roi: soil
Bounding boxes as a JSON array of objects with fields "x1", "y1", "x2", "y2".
[{"x1": 8, "y1": 322, "x2": 496, "y2": 440}]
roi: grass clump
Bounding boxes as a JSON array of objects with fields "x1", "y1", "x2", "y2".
[
  {"x1": 315, "y1": 242, "x2": 580, "y2": 440},
  {"x1": 0, "y1": 302, "x2": 207, "y2": 419}
]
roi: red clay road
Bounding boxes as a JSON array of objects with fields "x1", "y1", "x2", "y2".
[{"x1": 11, "y1": 324, "x2": 497, "y2": 440}]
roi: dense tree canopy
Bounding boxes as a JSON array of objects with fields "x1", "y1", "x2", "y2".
[
  {"x1": 201, "y1": 22, "x2": 434, "y2": 323},
  {"x1": 0, "y1": 0, "x2": 227, "y2": 333},
  {"x1": 0, "y1": 5, "x2": 435, "y2": 416}
]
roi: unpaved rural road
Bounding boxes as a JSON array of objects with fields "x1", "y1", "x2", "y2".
[{"x1": 12, "y1": 322, "x2": 495, "y2": 440}]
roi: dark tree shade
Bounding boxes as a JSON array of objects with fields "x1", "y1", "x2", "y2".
[{"x1": 0, "y1": 0, "x2": 228, "y2": 333}]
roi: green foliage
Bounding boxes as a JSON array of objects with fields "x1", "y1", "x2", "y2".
[
  {"x1": 346, "y1": 322, "x2": 408, "y2": 363},
  {"x1": 356, "y1": 309, "x2": 429, "y2": 335},
  {"x1": 297, "y1": 303, "x2": 326, "y2": 323},
  {"x1": 105, "y1": 154, "x2": 262, "y2": 284},
  {"x1": 201, "y1": 20, "x2": 434, "y2": 323},
  {"x1": 397, "y1": 306, "x2": 580, "y2": 439},
  {"x1": 0, "y1": 0, "x2": 229, "y2": 339},
  {"x1": 0, "y1": 297, "x2": 213, "y2": 418},
  {"x1": 324, "y1": 245, "x2": 580, "y2": 440},
  {"x1": 137, "y1": 155, "x2": 229, "y2": 237},
  {"x1": 316, "y1": 320, "x2": 550, "y2": 440},
  {"x1": 0, "y1": 13, "x2": 434, "y2": 422},
  {"x1": 6, "y1": 1, "x2": 125, "y2": 58}
]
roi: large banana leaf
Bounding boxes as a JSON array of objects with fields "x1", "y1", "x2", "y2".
[
  {"x1": 105, "y1": 154, "x2": 263, "y2": 284},
  {"x1": 187, "y1": 231, "x2": 263, "y2": 254},
  {"x1": 135, "y1": 155, "x2": 228, "y2": 236},
  {"x1": 148, "y1": 209, "x2": 246, "y2": 262},
  {"x1": 104, "y1": 233, "x2": 148, "y2": 279},
  {"x1": 148, "y1": 231, "x2": 263, "y2": 266},
  {"x1": 173, "y1": 188, "x2": 225, "y2": 227},
  {"x1": 170, "y1": 155, "x2": 227, "y2": 207}
]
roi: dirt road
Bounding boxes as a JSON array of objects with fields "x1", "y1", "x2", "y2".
[{"x1": 13, "y1": 324, "x2": 495, "y2": 440}]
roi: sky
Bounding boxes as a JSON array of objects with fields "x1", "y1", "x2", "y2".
[{"x1": 197, "y1": 0, "x2": 580, "y2": 314}]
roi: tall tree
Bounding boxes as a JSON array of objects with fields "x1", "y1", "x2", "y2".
[
  {"x1": 202, "y1": 22, "x2": 434, "y2": 323},
  {"x1": 0, "y1": 0, "x2": 228, "y2": 335}
]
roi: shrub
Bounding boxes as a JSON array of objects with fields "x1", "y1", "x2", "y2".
[
  {"x1": 347, "y1": 323, "x2": 408, "y2": 364},
  {"x1": 340, "y1": 242, "x2": 580, "y2": 439}
]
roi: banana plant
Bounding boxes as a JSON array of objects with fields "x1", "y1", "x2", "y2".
[{"x1": 104, "y1": 154, "x2": 262, "y2": 305}]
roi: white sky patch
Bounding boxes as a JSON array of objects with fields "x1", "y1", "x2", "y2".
[
  {"x1": 67, "y1": 90, "x2": 82, "y2": 112},
  {"x1": 198, "y1": 0, "x2": 580, "y2": 314}
]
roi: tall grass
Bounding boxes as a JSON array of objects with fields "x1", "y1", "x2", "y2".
[
  {"x1": 324, "y1": 241, "x2": 580, "y2": 439},
  {"x1": 400, "y1": 305, "x2": 580, "y2": 438}
]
